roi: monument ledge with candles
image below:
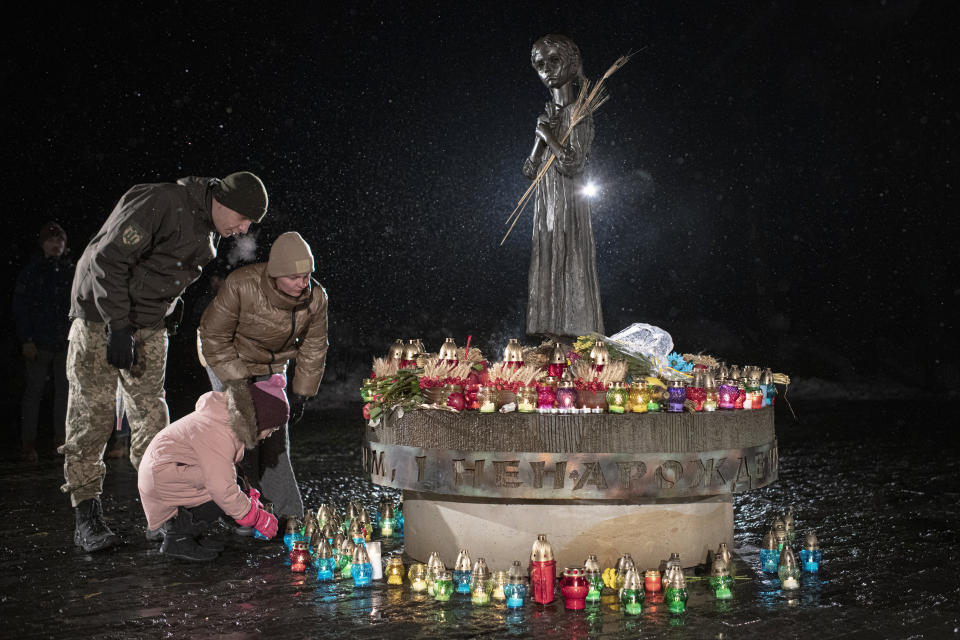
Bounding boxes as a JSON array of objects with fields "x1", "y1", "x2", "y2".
[{"x1": 363, "y1": 403, "x2": 777, "y2": 571}]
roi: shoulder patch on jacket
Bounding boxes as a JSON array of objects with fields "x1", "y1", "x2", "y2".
[{"x1": 116, "y1": 221, "x2": 147, "y2": 250}]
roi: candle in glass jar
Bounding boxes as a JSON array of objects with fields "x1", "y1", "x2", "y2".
[
  {"x1": 644, "y1": 569, "x2": 662, "y2": 592},
  {"x1": 628, "y1": 382, "x2": 648, "y2": 413},
  {"x1": 556, "y1": 381, "x2": 577, "y2": 412},
  {"x1": 718, "y1": 380, "x2": 738, "y2": 410},
  {"x1": 408, "y1": 563, "x2": 429, "y2": 592},
  {"x1": 477, "y1": 386, "x2": 497, "y2": 413},
  {"x1": 606, "y1": 382, "x2": 628, "y2": 414},
  {"x1": 666, "y1": 382, "x2": 687, "y2": 412},
  {"x1": 516, "y1": 385, "x2": 537, "y2": 413},
  {"x1": 537, "y1": 376, "x2": 558, "y2": 411}
]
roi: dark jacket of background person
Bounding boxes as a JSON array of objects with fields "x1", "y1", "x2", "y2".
[
  {"x1": 198, "y1": 263, "x2": 328, "y2": 398},
  {"x1": 14, "y1": 253, "x2": 74, "y2": 351},
  {"x1": 69, "y1": 176, "x2": 220, "y2": 331}
]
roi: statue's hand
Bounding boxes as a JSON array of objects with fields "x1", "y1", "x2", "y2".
[{"x1": 536, "y1": 120, "x2": 553, "y2": 142}]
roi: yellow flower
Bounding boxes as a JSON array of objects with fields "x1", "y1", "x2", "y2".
[{"x1": 602, "y1": 567, "x2": 618, "y2": 590}]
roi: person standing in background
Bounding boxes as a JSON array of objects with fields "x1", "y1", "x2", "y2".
[{"x1": 13, "y1": 221, "x2": 74, "y2": 462}]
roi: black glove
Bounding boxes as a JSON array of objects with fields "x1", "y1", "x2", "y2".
[
  {"x1": 288, "y1": 394, "x2": 308, "y2": 426},
  {"x1": 164, "y1": 298, "x2": 185, "y2": 336},
  {"x1": 106, "y1": 326, "x2": 136, "y2": 369}
]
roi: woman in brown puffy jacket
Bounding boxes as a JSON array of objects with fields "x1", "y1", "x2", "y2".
[{"x1": 198, "y1": 231, "x2": 328, "y2": 523}]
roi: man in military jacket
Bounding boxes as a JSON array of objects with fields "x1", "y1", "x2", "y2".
[{"x1": 61, "y1": 171, "x2": 268, "y2": 553}]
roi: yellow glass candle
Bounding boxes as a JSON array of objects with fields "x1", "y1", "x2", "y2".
[
  {"x1": 385, "y1": 557, "x2": 405, "y2": 585},
  {"x1": 408, "y1": 563, "x2": 429, "y2": 592},
  {"x1": 628, "y1": 382, "x2": 649, "y2": 413},
  {"x1": 490, "y1": 570, "x2": 508, "y2": 600}
]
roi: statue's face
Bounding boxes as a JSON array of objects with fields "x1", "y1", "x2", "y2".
[{"x1": 532, "y1": 43, "x2": 575, "y2": 89}]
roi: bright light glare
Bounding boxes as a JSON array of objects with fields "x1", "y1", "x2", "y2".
[{"x1": 582, "y1": 181, "x2": 599, "y2": 197}]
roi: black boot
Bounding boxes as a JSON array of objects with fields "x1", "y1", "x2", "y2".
[
  {"x1": 187, "y1": 502, "x2": 227, "y2": 551},
  {"x1": 160, "y1": 507, "x2": 218, "y2": 562},
  {"x1": 74, "y1": 498, "x2": 119, "y2": 552}
]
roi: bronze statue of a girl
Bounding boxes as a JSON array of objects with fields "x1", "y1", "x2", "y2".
[{"x1": 524, "y1": 34, "x2": 604, "y2": 338}]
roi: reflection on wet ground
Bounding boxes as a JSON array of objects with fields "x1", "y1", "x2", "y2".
[{"x1": 1, "y1": 401, "x2": 958, "y2": 638}]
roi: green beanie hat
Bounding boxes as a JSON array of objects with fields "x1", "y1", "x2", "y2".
[
  {"x1": 268, "y1": 232, "x2": 315, "y2": 277},
  {"x1": 213, "y1": 171, "x2": 269, "y2": 222}
]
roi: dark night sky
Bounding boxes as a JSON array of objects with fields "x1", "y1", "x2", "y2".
[{"x1": 3, "y1": 1, "x2": 957, "y2": 405}]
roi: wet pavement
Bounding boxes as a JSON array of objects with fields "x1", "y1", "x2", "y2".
[{"x1": 2, "y1": 401, "x2": 958, "y2": 639}]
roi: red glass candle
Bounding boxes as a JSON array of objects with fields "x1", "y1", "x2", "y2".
[
  {"x1": 530, "y1": 560, "x2": 556, "y2": 605},
  {"x1": 529, "y1": 534, "x2": 556, "y2": 605},
  {"x1": 644, "y1": 569, "x2": 662, "y2": 592},
  {"x1": 734, "y1": 385, "x2": 746, "y2": 410},
  {"x1": 464, "y1": 383, "x2": 480, "y2": 410},
  {"x1": 686, "y1": 386, "x2": 706, "y2": 411},
  {"x1": 289, "y1": 540, "x2": 310, "y2": 573},
  {"x1": 559, "y1": 567, "x2": 589, "y2": 610},
  {"x1": 537, "y1": 377, "x2": 558, "y2": 410},
  {"x1": 547, "y1": 362, "x2": 567, "y2": 378}
]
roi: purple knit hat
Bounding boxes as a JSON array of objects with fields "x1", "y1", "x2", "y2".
[{"x1": 250, "y1": 374, "x2": 290, "y2": 432}]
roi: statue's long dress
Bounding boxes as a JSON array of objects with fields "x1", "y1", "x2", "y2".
[{"x1": 524, "y1": 102, "x2": 604, "y2": 337}]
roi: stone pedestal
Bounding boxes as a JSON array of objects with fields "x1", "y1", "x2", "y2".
[
  {"x1": 404, "y1": 492, "x2": 732, "y2": 571},
  {"x1": 364, "y1": 408, "x2": 775, "y2": 569}
]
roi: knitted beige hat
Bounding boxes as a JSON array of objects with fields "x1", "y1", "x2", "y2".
[{"x1": 267, "y1": 232, "x2": 314, "y2": 277}]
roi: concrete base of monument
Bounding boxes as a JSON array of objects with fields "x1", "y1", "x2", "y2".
[{"x1": 404, "y1": 490, "x2": 732, "y2": 572}]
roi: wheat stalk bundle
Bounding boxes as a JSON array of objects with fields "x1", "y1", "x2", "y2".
[{"x1": 371, "y1": 357, "x2": 399, "y2": 379}]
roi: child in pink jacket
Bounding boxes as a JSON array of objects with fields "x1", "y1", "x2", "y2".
[{"x1": 138, "y1": 374, "x2": 287, "y2": 561}]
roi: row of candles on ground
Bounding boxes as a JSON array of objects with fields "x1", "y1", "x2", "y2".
[
  {"x1": 284, "y1": 497, "x2": 404, "y2": 556},
  {"x1": 377, "y1": 338, "x2": 777, "y2": 414},
  {"x1": 760, "y1": 508, "x2": 822, "y2": 588},
  {"x1": 285, "y1": 528, "x2": 750, "y2": 615}
]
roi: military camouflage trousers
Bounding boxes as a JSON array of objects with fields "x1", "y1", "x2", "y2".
[{"x1": 59, "y1": 319, "x2": 169, "y2": 507}]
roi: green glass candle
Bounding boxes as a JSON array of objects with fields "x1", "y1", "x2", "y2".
[
  {"x1": 583, "y1": 554, "x2": 603, "y2": 605},
  {"x1": 434, "y1": 571, "x2": 454, "y2": 601},
  {"x1": 664, "y1": 566, "x2": 688, "y2": 614},
  {"x1": 619, "y1": 567, "x2": 644, "y2": 615},
  {"x1": 709, "y1": 556, "x2": 734, "y2": 600}
]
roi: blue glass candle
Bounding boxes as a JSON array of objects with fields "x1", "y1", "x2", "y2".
[
  {"x1": 666, "y1": 382, "x2": 687, "y2": 413},
  {"x1": 505, "y1": 560, "x2": 528, "y2": 608},
  {"x1": 761, "y1": 368, "x2": 776, "y2": 406},
  {"x1": 283, "y1": 517, "x2": 304, "y2": 552},
  {"x1": 394, "y1": 501, "x2": 404, "y2": 538},
  {"x1": 453, "y1": 549, "x2": 473, "y2": 594},
  {"x1": 351, "y1": 544, "x2": 373, "y2": 587},
  {"x1": 761, "y1": 529, "x2": 779, "y2": 573},
  {"x1": 504, "y1": 581, "x2": 527, "y2": 608},
  {"x1": 799, "y1": 531, "x2": 821, "y2": 573},
  {"x1": 313, "y1": 539, "x2": 336, "y2": 581}
]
